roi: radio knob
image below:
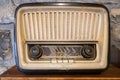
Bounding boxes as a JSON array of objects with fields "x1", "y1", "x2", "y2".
[
  {"x1": 81, "y1": 46, "x2": 94, "y2": 58},
  {"x1": 29, "y1": 45, "x2": 43, "y2": 60}
]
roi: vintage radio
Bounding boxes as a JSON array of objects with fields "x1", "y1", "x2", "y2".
[{"x1": 15, "y1": 2, "x2": 110, "y2": 73}]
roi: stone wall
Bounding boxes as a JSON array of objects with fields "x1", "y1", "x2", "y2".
[{"x1": 0, "y1": 0, "x2": 120, "y2": 75}]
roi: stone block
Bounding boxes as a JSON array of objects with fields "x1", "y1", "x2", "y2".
[{"x1": 0, "y1": 23, "x2": 15, "y2": 75}]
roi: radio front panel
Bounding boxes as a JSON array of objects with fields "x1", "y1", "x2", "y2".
[{"x1": 15, "y1": 3, "x2": 109, "y2": 72}]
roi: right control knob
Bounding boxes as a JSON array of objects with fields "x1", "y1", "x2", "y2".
[{"x1": 81, "y1": 45, "x2": 95, "y2": 58}]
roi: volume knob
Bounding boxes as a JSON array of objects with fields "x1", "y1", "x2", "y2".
[
  {"x1": 81, "y1": 46, "x2": 94, "y2": 58},
  {"x1": 29, "y1": 45, "x2": 43, "y2": 60}
]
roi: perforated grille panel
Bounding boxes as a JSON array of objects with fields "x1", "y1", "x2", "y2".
[{"x1": 22, "y1": 8, "x2": 104, "y2": 41}]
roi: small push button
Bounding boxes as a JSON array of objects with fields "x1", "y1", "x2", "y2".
[
  {"x1": 57, "y1": 59, "x2": 63, "y2": 63},
  {"x1": 69, "y1": 59, "x2": 74, "y2": 63},
  {"x1": 63, "y1": 59, "x2": 68, "y2": 63},
  {"x1": 51, "y1": 59, "x2": 57, "y2": 63}
]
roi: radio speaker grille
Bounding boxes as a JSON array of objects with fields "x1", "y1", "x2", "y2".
[{"x1": 22, "y1": 9, "x2": 103, "y2": 41}]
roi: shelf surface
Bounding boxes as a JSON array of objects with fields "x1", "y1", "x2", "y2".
[{"x1": 0, "y1": 64, "x2": 120, "y2": 79}]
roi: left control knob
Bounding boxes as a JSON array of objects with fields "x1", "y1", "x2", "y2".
[{"x1": 29, "y1": 45, "x2": 43, "y2": 60}]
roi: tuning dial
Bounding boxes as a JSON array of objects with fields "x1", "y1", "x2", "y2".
[
  {"x1": 81, "y1": 45, "x2": 94, "y2": 58},
  {"x1": 29, "y1": 45, "x2": 43, "y2": 60}
]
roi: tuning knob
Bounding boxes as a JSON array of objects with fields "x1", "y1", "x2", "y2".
[
  {"x1": 29, "y1": 45, "x2": 43, "y2": 60},
  {"x1": 81, "y1": 45, "x2": 94, "y2": 58}
]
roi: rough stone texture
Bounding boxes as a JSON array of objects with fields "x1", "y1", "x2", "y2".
[
  {"x1": 0, "y1": 0, "x2": 15, "y2": 23},
  {"x1": 0, "y1": 23, "x2": 15, "y2": 75},
  {"x1": 0, "y1": 0, "x2": 120, "y2": 75},
  {"x1": 110, "y1": 8, "x2": 120, "y2": 65},
  {"x1": 111, "y1": 9, "x2": 120, "y2": 49}
]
